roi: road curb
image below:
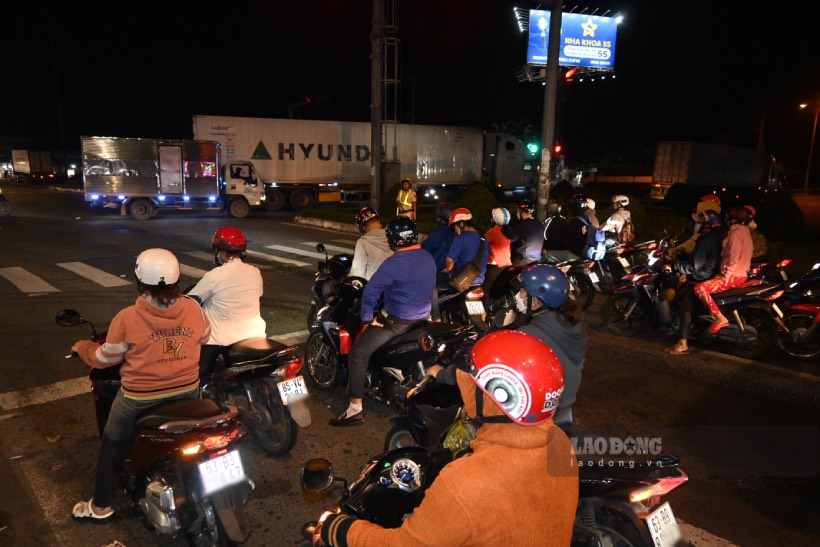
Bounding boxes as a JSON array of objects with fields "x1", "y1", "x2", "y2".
[{"x1": 294, "y1": 215, "x2": 359, "y2": 233}]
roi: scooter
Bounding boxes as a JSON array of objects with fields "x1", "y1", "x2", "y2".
[
  {"x1": 308, "y1": 243, "x2": 353, "y2": 333},
  {"x1": 303, "y1": 276, "x2": 479, "y2": 408},
  {"x1": 0, "y1": 188, "x2": 12, "y2": 216},
  {"x1": 303, "y1": 376, "x2": 688, "y2": 547},
  {"x1": 56, "y1": 309, "x2": 254, "y2": 546}
]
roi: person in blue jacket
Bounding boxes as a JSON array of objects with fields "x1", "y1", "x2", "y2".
[
  {"x1": 329, "y1": 217, "x2": 436, "y2": 426},
  {"x1": 421, "y1": 201, "x2": 455, "y2": 271}
]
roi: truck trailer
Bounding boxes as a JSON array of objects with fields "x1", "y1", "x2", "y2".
[
  {"x1": 192, "y1": 115, "x2": 536, "y2": 211},
  {"x1": 650, "y1": 141, "x2": 781, "y2": 201},
  {"x1": 11, "y1": 149, "x2": 54, "y2": 183},
  {"x1": 81, "y1": 136, "x2": 268, "y2": 220}
]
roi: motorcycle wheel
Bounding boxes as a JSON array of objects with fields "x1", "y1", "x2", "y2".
[
  {"x1": 190, "y1": 499, "x2": 235, "y2": 547},
  {"x1": 304, "y1": 332, "x2": 340, "y2": 390},
  {"x1": 776, "y1": 310, "x2": 820, "y2": 360},
  {"x1": 601, "y1": 294, "x2": 649, "y2": 337},
  {"x1": 728, "y1": 308, "x2": 777, "y2": 359},
  {"x1": 588, "y1": 508, "x2": 645, "y2": 547},
  {"x1": 568, "y1": 273, "x2": 595, "y2": 310},
  {"x1": 247, "y1": 380, "x2": 298, "y2": 456},
  {"x1": 384, "y1": 425, "x2": 419, "y2": 452},
  {"x1": 306, "y1": 302, "x2": 321, "y2": 334}
]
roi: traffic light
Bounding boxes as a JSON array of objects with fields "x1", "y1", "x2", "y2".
[
  {"x1": 527, "y1": 142, "x2": 539, "y2": 155},
  {"x1": 564, "y1": 67, "x2": 577, "y2": 82},
  {"x1": 553, "y1": 143, "x2": 562, "y2": 155}
]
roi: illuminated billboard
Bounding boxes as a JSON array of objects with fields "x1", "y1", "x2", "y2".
[{"x1": 527, "y1": 10, "x2": 618, "y2": 69}]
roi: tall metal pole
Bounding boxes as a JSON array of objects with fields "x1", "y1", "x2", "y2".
[
  {"x1": 536, "y1": 1, "x2": 563, "y2": 222},
  {"x1": 804, "y1": 108, "x2": 818, "y2": 193},
  {"x1": 370, "y1": 0, "x2": 384, "y2": 210}
]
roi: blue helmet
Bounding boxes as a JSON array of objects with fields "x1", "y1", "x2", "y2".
[{"x1": 516, "y1": 264, "x2": 569, "y2": 308}]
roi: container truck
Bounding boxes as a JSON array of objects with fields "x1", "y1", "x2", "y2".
[
  {"x1": 11, "y1": 149, "x2": 54, "y2": 183},
  {"x1": 81, "y1": 136, "x2": 268, "y2": 220},
  {"x1": 192, "y1": 115, "x2": 536, "y2": 211},
  {"x1": 650, "y1": 141, "x2": 781, "y2": 201}
]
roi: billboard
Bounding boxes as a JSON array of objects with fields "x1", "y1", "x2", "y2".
[{"x1": 527, "y1": 10, "x2": 618, "y2": 70}]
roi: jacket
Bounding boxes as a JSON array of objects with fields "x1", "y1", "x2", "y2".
[
  {"x1": 421, "y1": 225, "x2": 455, "y2": 271},
  {"x1": 484, "y1": 225, "x2": 512, "y2": 267},
  {"x1": 502, "y1": 218, "x2": 544, "y2": 262},
  {"x1": 74, "y1": 295, "x2": 209, "y2": 399},
  {"x1": 349, "y1": 228, "x2": 393, "y2": 280},
  {"x1": 186, "y1": 259, "x2": 266, "y2": 346},
  {"x1": 720, "y1": 224, "x2": 753, "y2": 278},
  {"x1": 361, "y1": 247, "x2": 436, "y2": 322},
  {"x1": 673, "y1": 227, "x2": 725, "y2": 282},
  {"x1": 447, "y1": 230, "x2": 489, "y2": 284}
]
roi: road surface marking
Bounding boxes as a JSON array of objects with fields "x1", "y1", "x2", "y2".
[
  {"x1": 0, "y1": 267, "x2": 60, "y2": 294},
  {"x1": 56, "y1": 262, "x2": 131, "y2": 287},
  {"x1": 178, "y1": 263, "x2": 208, "y2": 279},
  {"x1": 700, "y1": 349, "x2": 820, "y2": 383},
  {"x1": 244, "y1": 249, "x2": 310, "y2": 267},
  {"x1": 303, "y1": 242, "x2": 355, "y2": 254},
  {"x1": 182, "y1": 251, "x2": 275, "y2": 270},
  {"x1": 265, "y1": 244, "x2": 326, "y2": 260}
]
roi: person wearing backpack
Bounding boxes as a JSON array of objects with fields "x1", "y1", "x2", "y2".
[
  {"x1": 602, "y1": 195, "x2": 634, "y2": 244},
  {"x1": 565, "y1": 194, "x2": 607, "y2": 261}
]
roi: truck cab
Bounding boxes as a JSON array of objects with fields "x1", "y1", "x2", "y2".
[{"x1": 220, "y1": 160, "x2": 267, "y2": 217}]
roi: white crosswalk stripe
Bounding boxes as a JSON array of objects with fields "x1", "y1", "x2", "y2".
[
  {"x1": 303, "y1": 241, "x2": 356, "y2": 254},
  {"x1": 183, "y1": 251, "x2": 278, "y2": 269},
  {"x1": 178, "y1": 263, "x2": 208, "y2": 279},
  {"x1": 0, "y1": 266, "x2": 60, "y2": 294},
  {"x1": 57, "y1": 262, "x2": 131, "y2": 287},
  {"x1": 265, "y1": 244, "x2": 328, "y2": 260},
  {"x1": 245, "y1": 249, "x2": 310, "y2": 267}
]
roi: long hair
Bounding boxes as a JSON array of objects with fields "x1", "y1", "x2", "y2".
[
  {"x1": 137, "y1": 281, "x2": 182, "y2": 306},
  {"x1": 551, "y1": 299, "x2": 585, "y2": 326}
]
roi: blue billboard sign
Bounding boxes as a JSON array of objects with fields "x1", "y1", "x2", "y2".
[{"x1": 527, "y1": 10, "x2": 618, "y2": 69}]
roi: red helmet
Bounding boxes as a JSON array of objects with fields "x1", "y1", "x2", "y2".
[
  {"x1": 355, "y1": 207, "x2": 380, "y2": 234},
  {"x1": 743, "y1": 205, "x2": 756, "y2": 217},
  {"x1": 448, "y1": 207, "x2": 472, "y2": 226},
  {"x1": 465, "y1": 330, "x2": 564, "y2": 425},
  {"x1": 699, "y1": 194, "x2": 721, "y2": 205},
  {"x1": 212, "y1": 226, "x2": 247, "y2": 253}
]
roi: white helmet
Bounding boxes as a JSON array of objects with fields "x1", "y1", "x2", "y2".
[
  {"x1": 135, "y1": 248, "x2": 180, "y2": 286},
  {"x1": 612, "y1": 195, "x2": 629, "y2": 207},
  {"x1": 491, "y1": 207, "x2": 510, "y2": 226},
  {"x1": 586, "y1": 198, "x2": 596, "y2": 210}
]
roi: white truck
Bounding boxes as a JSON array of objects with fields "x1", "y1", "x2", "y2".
[
  {"x1": 81, "y1": 136, "x2": 268, "y2": 220},
  {"x1": 192, "y1": 115, "x2": 537, "y2": 211},
  {"x1": 11, "y1": 149, "x2": 53, "y2": 183}
]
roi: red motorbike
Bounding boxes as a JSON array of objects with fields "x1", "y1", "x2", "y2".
[{"x1": 57, "y1": 309, "x2": 254, "y2": 546}]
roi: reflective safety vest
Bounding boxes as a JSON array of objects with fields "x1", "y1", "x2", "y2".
[{"x1": 397, "y1": 189, "x2": 415, "y2": 210}]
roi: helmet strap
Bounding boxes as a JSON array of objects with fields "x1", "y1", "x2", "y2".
[{"x1": 471, "y1": 385, "x2": 514, "y2": 426}]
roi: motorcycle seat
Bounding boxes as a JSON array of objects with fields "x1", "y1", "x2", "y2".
[
  {"x1": 712, "y1": 279, "x2": 772, "y2": 299},
  {"x1": 225, "y1": 337, "x2": 298, "y2": 365},
  {"x1": 387, "y1": 321, "x2": 460, "y2": 346},
  {"x1": 136, "y1": 398, "x2": 225, "y2": 430}
]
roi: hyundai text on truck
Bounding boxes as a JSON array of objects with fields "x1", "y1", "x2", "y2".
[
  {"x1": 650, "y1": 141, "x2": 782, "y2": 201},
  {"x1": 81, "y1": 136, "x2": 268, "y2": 220},
  {"x1": 11, "y1": 149, "x2": 54, "y2": 183},
  {"x1": 192, "y1": 115, "x2": 537, "y2": 211}
]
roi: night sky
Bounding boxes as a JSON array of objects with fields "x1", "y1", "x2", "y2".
[{"x1": 2, "y1": 1, "x2": 819, "y2": 175}]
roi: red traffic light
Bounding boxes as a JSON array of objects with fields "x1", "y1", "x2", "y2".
[
  {"x1": 553, "y1": 143, "x2": 562, "y2": 154},
  {"x1": 564, "y1": 67, "x2": 577, "y2": 82}
]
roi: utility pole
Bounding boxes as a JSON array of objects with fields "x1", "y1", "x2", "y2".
[
  {"x1": 370, "y1": 0, "x2": 384, "y2": 210},
  {"x1": 536, "y1": 1, "x2": 562, "y2": 222}
]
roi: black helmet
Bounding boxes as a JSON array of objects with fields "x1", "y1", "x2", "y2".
[
  {"x1": 385, "y1": 217, "x2": 419, "y2": 249},
  {"x1": 725, "y1": 206, "x2": 753, "y2": 227},
  {"x1": 517, "y1": 198, "x2": 535, "y2": 214},
  {"x1": 355, "y1": 207, "x2": 380, "y2": 234},
  {"x1": 435, "y1": 201, "x2": 455, "y2": 226},
  {"x1": 546, "y1": 199, "x2": 562, "y2": 216},
  {"x1": 569, "y1": 194, "x2": 589, "y2": 216}
]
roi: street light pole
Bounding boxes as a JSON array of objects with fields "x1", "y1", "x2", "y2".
[{"x1": 804, "y1": 106, "x2": 818, "y2": 193}]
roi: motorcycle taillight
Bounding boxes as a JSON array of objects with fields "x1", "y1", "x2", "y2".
[
  {"x1": 284, "y1": 357, "x2": 304, "y2": 379},
  {"x1": 180, "y1": 428, "x2": 241, "y2": 455},
  {"x1": 629, "y1": 469, "x2": 688, "y2": 503},
  {"x1": 466, "y1": 287, "x2": 484, "y2": 299}
]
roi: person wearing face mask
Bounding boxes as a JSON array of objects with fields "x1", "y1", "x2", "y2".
[
  {"x1": 510, "y1": 264, "x2": 587, "y2": 431},
  {"x1": 187, "y1": 227, "x2": 266, "y2": 382},
  {"x1": 744, "y1": 205, "x2": 768, "y2": 259}
]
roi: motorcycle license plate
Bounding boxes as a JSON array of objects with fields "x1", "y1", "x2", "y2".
[
  {"x1": 645, "y1": 502, "x2": 681, "y2": 547},
  {"x1": 277, "y1": 375, "x2": 308, "y2": 405},
  {"x1": 618, "y1": 257, "x2": 630, "y2": 267},
  {"x1": 198, "y1": 449, "x2": 246, "y2": 495},
  {"x1": 588, "y1": 272, "x2": 600, "y2": 283},
  {"x1": 466, "y1": 301, "x2": 485, "y2": 315}
]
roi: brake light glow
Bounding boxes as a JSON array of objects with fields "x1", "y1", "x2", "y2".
[
  {"x1": 629, "y1": 470, "x2": 688, "y2": 502},
  {"x1": 646, "y1": 242, "x2": 658, "y2": 250},
  {"x1": 759, "y1": 289, "x2": 785, "y2": 301},
  {"x1": 466, "y1": 287, "x2": 484, "y2": 299},
  {"x1": 180, "y1": 428, "x2": 240, "y2": 455},
  {"x1": 284, "y1": 357, "x2": 304, "y2": 379},
  {"x1": 777, "y1": 258, "x2": 792, "y2": 269}
]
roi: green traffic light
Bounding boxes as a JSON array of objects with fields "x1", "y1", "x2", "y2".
[{"x1": 527, "y1": 142, "x2": 539, "y2": 155}]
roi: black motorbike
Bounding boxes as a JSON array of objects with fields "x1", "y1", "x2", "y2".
[
  {"x1": 56, "y1": 309, "x2": 254, "y2": 546},
  {"x1": 302, "y1": 376, "x2": 688, "y2": 547},
  {"x1": 773, "y1": 258, "x2": 820, "y2": 361},
  {"x1": 303, "y1": 275, "x2": 479, "y2": 408},
  {"x1": 309, "y1": 243, "x2": 353, "y2": 333}
]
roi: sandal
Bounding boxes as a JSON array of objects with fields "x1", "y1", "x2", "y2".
[
  {"x1": 663, "y1": 345, "x2": 690, "y2": 355},
  {"x1": 707, "y1": 317, "x2": 730, "y2": 335},
  {"x1": 72, "y1": 499, "x2": 114, "y2": 524}
]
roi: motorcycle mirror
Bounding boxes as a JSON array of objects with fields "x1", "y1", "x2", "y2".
[
  {"x1": 300, "y1": 458, "x2": 335, "y2": 493},
  {"x1": 55, "y1": 309, "x2": 84, "y2": 327}
]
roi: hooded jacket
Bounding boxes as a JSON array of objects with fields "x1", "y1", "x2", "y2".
[{"x1": 350, "y1": 227, "x2": 393, "y2": 280}]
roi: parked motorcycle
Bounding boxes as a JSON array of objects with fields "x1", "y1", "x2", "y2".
[
  {"x1": 774, "y1": 258, "x2": 820, "y2": 361},
  {"x1": 303, "y1": 276, "x2": 479, "y2": 408},
  {"x1": 308, "y1": 243, "x2": 353, "y2": 333},
  {"x1": 56, "y1": 309, "x2": 254, "y2": 546},
  {"x1": 436, "y1": 282, "x2": 488, "y2": 330},
  {"x1": 0, "y1": 188, "x2": 11, "y2": 216}
]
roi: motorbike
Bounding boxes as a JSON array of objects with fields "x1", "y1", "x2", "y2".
[
  {"x1": 774, "y1": 258, "x2": 820, "y2": 361},
  {"x1": 601, "y1": 260, "x2": 785, "y2": 359},
  {"x1": 303, "y1": 275, "x2": 479, "y2": 409},
  {"x1": 436, "y1": 282, "x2": 489, "y2": 330},
  {"x1": 56, "y1": 309, "x2": 254, "y2": 546},
  {"x1": 0, "y1": 188, "x2": 11, "y2": 216},
  {"x1": 303, "y1": 376, "x2": 688, "y2": 547},
  {"x1": 308, "y1": 243, "x2": 353, "y2": 333}
]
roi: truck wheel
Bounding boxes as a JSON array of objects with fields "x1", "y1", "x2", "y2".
[
  {"x1": 264, "y1": 188, "x2": 286, "y2": 212},
  {"x1": 228, "y1": 198, "x2": 250, "y2": 218},
  {"x1": 289, "y1": 189, "x2": 314, "y2": 210},
  {"x1": 129, "y1": 199, "x2": 154, "y2": 220}
]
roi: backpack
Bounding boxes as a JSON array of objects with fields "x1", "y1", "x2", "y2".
[
  {"x1": 577, "y1": 215, "x2": 607, "y2": 261},
  {"x1": 618, "y1": 213, "x2": 635, "y2": 244}
]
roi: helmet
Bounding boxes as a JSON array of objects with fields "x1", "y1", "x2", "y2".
[
  {"x1": 355, "y1": 206, "x2": 380, "y2": 234},
  {"x1": 448, "y1": 207, "x2": 472, "y2": 226},
  {"x1": 401, "y1": 177, "x2": 412, "y2": 186},
  {"x1": 697, "y1": 209, "x2": 723, "y2": 227},
  {"x1": 212, "y1": 226, "x2": 247, "y2": 253},
  {"x1": 435, "y1": 201, "x2": 455, "y2": 226},
  {"x1": 586, "y1": 198, "x2": 596, "y2": 210},
  {"x1": 725, "y1": 206, "x2": 753, "y2": 227},
  {"x1": 135, "y1": 248, "x2": 180, "y2": 286},
  {"x1": 569, "y1": 194, "x2": 589, "y2": 216},
  {"x1": 465, "y1": 330, "x2": 564, "y2": 425},
  {"x1": 700, "y1": 194, "x2": 721, "y2": 205},
  {"x1": 515, "y1": 264, "x2": 569, "y2": 308},
  {"x1": 612, "y1": 195, "x2": 629, "y2": 208},
  {"x1": 491, "y1": 207, "x2": 511, "y2": 226},
  {"x1": 385, "y1": 217, "x2": 419, "y2": 248},
  {"x1": 743, "y1": 205, "x2": 756, "y2": 217},
  {"x1": 517, "y1": 198, "x2": 535, "y2": 214},
  {"x1": 546, "y1": 199, "x2": 562, "y2": 216}
]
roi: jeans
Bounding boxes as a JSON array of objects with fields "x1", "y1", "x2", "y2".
[{"x1": 346, "y1": 315, "x2": 418, "y2": 399}]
